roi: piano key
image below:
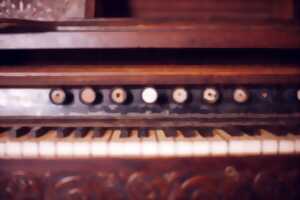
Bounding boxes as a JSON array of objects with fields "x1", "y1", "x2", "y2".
[
  {"x1": 163, "y1": 128, "x2": 177, "y2": 137},
  {"x1": 180, "y1": 128, "x2": 196, "y2": 138},
  {"x1": 157, "y1": 129, "x2": 175, "y2": 157},
  {"x1": 259, "y1": 129, "x2": 279, "y2": 155},
  {"x1": 138, "y1": 128, "x2": 149, "y2": 138},
  {"x1": 123, "y1": 129, "x2": 141, "y2": 156},
  {"x1": 108, "y1": 129, "x2": 124, "y2": 156},
  {"x1": 175, "y1": 130, "x2": 193, "y2": 156},
  {"x1": 120, "y1": 128, "x2": 131, "y2": 138},
  {"x1": 56, "y1": 128, "x2": 76, "y2": 158},
  {"x1": 192, "y1": 130, "x2": 210, "y2": 156},
  {"x1": 57, "y1": 127, "x2": 75, "y2": 138},
  {"x1": 209, "y1": 129, "x2": 228, "y2": 156},
  {"x1": 260, "y1": 129, "x2": 295, "y2": 154},
  {"x1": 0, "y1": 129, "x2": 9, "y2": 157},
  {"x1": 93, "y1": 127, "x2": 105, "y2": 137},
  {"x1": 74, "y1": 127, "x2": 90, "y2": 138},
  {"x1": 91, "y1": 129, "x2": 113, "y2": 157},
  {"x1": 38, "y1": 128, "x2": 57, "y2": 158},
  {"x1": 288, "y1": 132, "x2": 300, "y2": 153},
  {"x1": 141, "y1": 129, "x2": 158, "y2": 156},
  {"x1": 21, "y1": 127, "x2": 42, "y2": 158},
  {"x1": 197, "y1": 128, "x2": 214, "y2": 137},
  {"x1": 215, "y1": 128, "x2": 261, "y2": 156},
  {"x1": 73, "y1": 129, "x2": 93, "y2": 157},
  {"x1": 6, "y1": 127, "x2": 33, "y2": 158}
]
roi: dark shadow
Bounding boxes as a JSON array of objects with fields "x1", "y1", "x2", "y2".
[{"x1": 95, "y1": 0, "x2": 131, "y2": 17}]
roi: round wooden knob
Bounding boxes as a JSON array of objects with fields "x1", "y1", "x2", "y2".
[
  {"x1": 142, "y1": 87, "x2": 158, "y2": 104},
  {"x1": 80, "y1": 87, "x2": 97, "y2": 105},
  {"x1": 233, "y1": 88, "x2": 249, "y2": 103},
  {"x1": 172, "y1": 87, "x2": 188, "y2": 104},
  {"x1": 49, "y1": 89, "x2": 67, "y2": 105},
  {"x1": 203, "y1": 87, "x2": 220, "y2": 104},
  {"x1": 297, "y1": 90, "x2": 300, "y2": 101},
  {"x1": 111, "y1": 87, "x2": 127, "y2": 104}
]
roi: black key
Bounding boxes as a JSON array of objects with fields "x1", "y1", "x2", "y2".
[
  {"x1": 180, "y1": 128, "x2": 195, "y2": 137},
  {"x1": 10, "y1": 127, "x2": 32, "y2": 138},
  {"x1": 222, "y1": 127, "x2": 244, "y2": 136},
  {"x1": 240, "y1": 127, "x2": 260, "y2": 136},
  {"x1": 138, "y1": 128, "x2": 149, "y2": 138},
  {"x1": 120, "y1": 128, "x2": 131, "y2": 138},
  {"x1": 0, "y1": 127, "x2": 10, "y2": 134},
  {"x1": 163, "y1": 128, "x2": 177, "y2": 137},
  {"x1": 197, "y1": 128, "x2": 213, "y2": 137},
  {"x1": 32, "y1": 127, "x2": 52, "y2": 137},
  {"x1": 75, "y1": 127, "x2": 90, "y2": 138},
  {"x1": 57, "y1": 127, "x2": 74, "y2": 138},
  {"x1": 93, "y1": 127, "x2": 105, "y2": 138}
]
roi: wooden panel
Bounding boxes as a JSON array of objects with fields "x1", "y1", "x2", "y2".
[
  {"x1": 0, "y1": 65, "x2": 299, "y2": 86},
  {"x1": 0, "y1": 19, "x2": 300, "y2": 49},
  {"x1": 0, "y1": 156, "x2": 300, "y2": 199},
  {"x1": 98, "y1": 0, "x2": 297, "y2": 20}
]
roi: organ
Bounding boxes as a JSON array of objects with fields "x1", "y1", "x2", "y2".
[{"x1": 0, "y1": 0, "x2": 300, "y2": 199}]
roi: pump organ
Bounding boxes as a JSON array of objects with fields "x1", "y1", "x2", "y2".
[{"x1": 0, "y1": 0, "x2": 300, "y2": 199}]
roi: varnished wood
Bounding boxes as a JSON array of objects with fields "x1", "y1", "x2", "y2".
[
  {"x1": 0, "y1": 65, "x2": 299, "y2": 86},
  {"x1": 0, "y1": 19, "x2": 300, "y2": 49}
]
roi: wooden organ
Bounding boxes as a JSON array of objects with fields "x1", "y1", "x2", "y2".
[{"x1": 0, "y1": 0, "x2": 300, "y2": 199}]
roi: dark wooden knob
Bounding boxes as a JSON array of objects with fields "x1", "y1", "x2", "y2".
[
  {"x1": 49, "y1": 89, "x2": 67, "y2": 105},
  {"x1": 203, "y1": 87, "x2": 220, "y2": 104},
  {"x1": 111, "y1": 87, "x2": 127, "y2": 104},
  {"x1": 172, "y1": 87, "x2": 188, "y2": 104},
  {"x1": 233, "y1": 88, "x2": 249, "y2": 103},
  {"x1": 80, "y1": 87, "x2": 97, "y2": 105}
]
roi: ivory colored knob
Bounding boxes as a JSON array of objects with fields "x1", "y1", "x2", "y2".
[
  {"x1": 111, "y1": 87, "x2": 127, "y2": 104},
  {"x1": 80, "y1": 87, "x2": 97, "y2": 105},
  {"x1": 142, "y1": 87, "x2": 158, "y2": 104},
  {"x1": 233, "y1": 88, "x2": 249, "y2": 103},
  {"x1": 50, "y1": 89, "x2": 67, "y2": 105},
  {"x1": 172, "y1": 87, "x2": 188, "y2": 104},
  {"x1": 297, "y1": 90, "x2": 300, "y2": 101},
  {"x1": 203, "y1": 88, "x2": 220, "y2": 104}
]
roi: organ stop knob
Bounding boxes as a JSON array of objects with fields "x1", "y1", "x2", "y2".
[
  {"x1": 142, "y1": 87, "x2": 158, "y2": 104},
  {"x1": 233, "y1": 88, "x2": 249, "y2": 103},
  {"x1": 111, "y1": 87, "x2": 128, "y2": 104},
  {"x1": 172, "y1": 87, "x2": 188, "y2": 104},
  {"x1": 80, "y1": 87, "x2": 97, "y2": 105},
  {"x1": 297, "y1": 89, "x2": 300, "y2": 101},
  {"x1": 49, "y1": 88, "x2": 68, "y2": 105},
  {"x1": 203, "y1": 87, "x2": 220, "y2": 104}
]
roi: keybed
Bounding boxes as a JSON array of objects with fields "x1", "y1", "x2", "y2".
[{"x1": 0, "y1": 126, "x2": 299, "y2": 159}]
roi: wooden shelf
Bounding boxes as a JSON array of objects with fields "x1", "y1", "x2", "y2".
[{"x1": 0, "y1": 19, "x2": 300, "y2": 49}]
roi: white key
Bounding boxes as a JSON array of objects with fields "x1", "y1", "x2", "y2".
[
  {"x1": 0, "y1": 129, "x2": 9, "y2": 158},
  {"x1": 157, "y1": 129, "x2": 175, "y2": 157},
  {"x1": 210, "y1": 129, "x2": 228, "y2": 156},
  {"x1": 215, "y1": 129, "x2": 261, "y2": 156},
  {"x1": 6, "y1": 128, "x2": 31, "y2": 158},
  {"x1": 73, "y1": 129, "x2": 93, "y2": 157},
  {"x1": 91, "y1": 129, "x2": 112, "y2": 157},
  {"x1": 22, "y1": 127, "x2": 40, "y2": 158},
  {"x1": 192, "y1": 131, "x2": 210, "y2": 156},
  {"x1": 175, "y1": 130, "x2": 193, "y2": 156},
  {"x1": 289, "y1": 133, "x2": 300, "y2": 153},
  {"x1": 141, "y1": 130, "x2": 158, "y2": 156},
  {"x1": 123, "y1": 130, "x2": 141, "y2": 156},
  {"x1": 39, "y1": 129, "x2": 58, "y2": 158},
  {"x1": 108, "y1": 130, "x2": 124, "y2": 156},
  {"x1": 56, "y1": 129, "x2": 76, "y2": 158},
  {"x1": 259, "y1": 129, "x2": 279, "y2": 155}
]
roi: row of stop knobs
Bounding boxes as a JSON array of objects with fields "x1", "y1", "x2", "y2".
[{"x1": 49, "y1": 87, "x2": 256, "y2": 105}]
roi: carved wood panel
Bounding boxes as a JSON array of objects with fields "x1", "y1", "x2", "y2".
[{"x1": 0, "y1": 157, "x2": 300, "y2": 199}]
